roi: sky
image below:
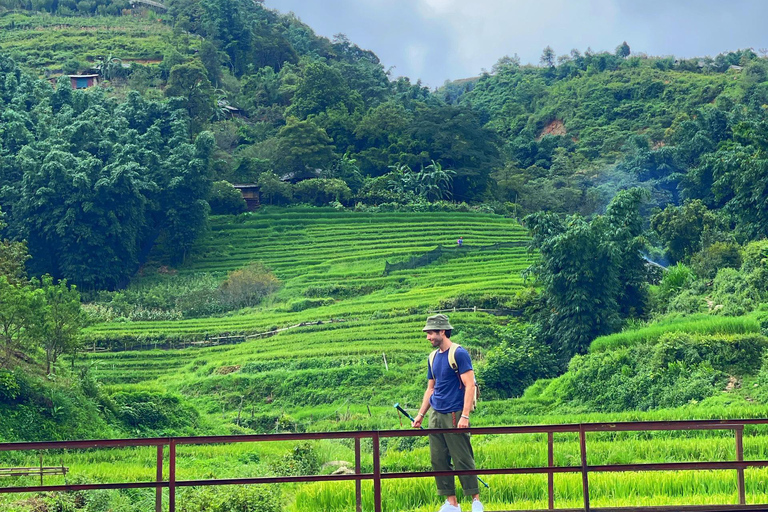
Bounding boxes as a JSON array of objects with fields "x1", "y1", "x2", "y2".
[{"x1": 263, "y1": 0, "x2": 768, "y2": 88}]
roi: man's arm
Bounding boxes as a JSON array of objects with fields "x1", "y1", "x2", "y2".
[
  {"x1": 412, "y1": 379, "x2": 435, "y2": 428},
  {"x1": 457, "y1": 370, "x2": 476, "y2": 428}
]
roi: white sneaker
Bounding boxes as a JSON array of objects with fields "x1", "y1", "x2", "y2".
[
  {"x1": 471, "y1": 498, "x2": 484, "y2": 512},
  {"x1": 437, "y1": 500, "x2": 461, "y2": 512}
]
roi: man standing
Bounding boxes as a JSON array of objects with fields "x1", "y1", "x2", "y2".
[{"x1": 412, "y1": 314, "x2": 482, "y2": 512}]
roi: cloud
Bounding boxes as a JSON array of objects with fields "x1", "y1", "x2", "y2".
[{"x1": 264, "y1": 0, "x2": 768, "y2": 87}]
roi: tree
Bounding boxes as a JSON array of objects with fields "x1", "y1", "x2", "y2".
[
  {"x1": 256, "y1": 172, "x2": 293, "y2": 204},
  {"x1": 30, "y1": 276, "x2": 85, "y2": 374},
  {"x1": 651, "y1": 200, "x2": 719, "y2": 263},
  {"x1": 615, "y1": 41, "x2": 631, "y2": 58},
  {"x1": 208, "y1": 180, "x2": 247, "y2": 214},
  {"x1": 526, "y1": 188, "x2": 649, "y2": 363},
  {"x1": 540, "y1": 46, "x2": 556, "y2": 68},
  {"x1": 417, "y1": 160, "x2": 456, "y2": 201},
  {"x1": 276, "y1": 118, "x2": 337, "y2": 180},
  {"x1": 0, "y1": 277, "x2": 40, "y2": 369},
  {"x1": 165, "y1": 62, "x2": 215, "y2": 126}
]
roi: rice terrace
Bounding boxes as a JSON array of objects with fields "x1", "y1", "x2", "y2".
[{"x1": 4, "y1": 0, "x2": 768, "y2": 511}]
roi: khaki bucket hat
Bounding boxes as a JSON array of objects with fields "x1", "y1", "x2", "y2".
[{"x1": 422, "y1": 314, "x2": 453, "y2": 332}]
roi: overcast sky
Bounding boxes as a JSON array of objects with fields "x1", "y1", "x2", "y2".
[{"x1": 263, "y1": 0, "x2": 768, "y2": 88}]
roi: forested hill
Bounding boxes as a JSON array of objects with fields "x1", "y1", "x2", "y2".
[{"x1": 1, "y1": 0, "x2": 768, "y2": 289}]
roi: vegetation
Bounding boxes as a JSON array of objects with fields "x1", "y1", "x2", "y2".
[{"x1": 4, "y1": 0, "x2": 768, "y2": 510}]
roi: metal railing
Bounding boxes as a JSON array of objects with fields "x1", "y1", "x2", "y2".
[{"x1": 3, "y1": 419, "x2": 768, "y2": 512}]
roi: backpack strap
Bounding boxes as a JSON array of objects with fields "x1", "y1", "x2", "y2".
[
  {"x1": 428, "y1": 349, "x2": 438, "y2": 378},
  {"x1": 429, "y1": 344, "x2": 465, "y2": 389},
  {"x1": 448, "y1": 344, "x2": 464, "y2": 389}
]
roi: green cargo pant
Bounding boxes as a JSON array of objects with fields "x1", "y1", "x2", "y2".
[{"x1": 428, "y1": 410, "x2": 479, "y2": 496}]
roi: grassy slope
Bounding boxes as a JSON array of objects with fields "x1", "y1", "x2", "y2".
[
  {"x1": 0, "y1": 12, "x2": 186, "y2": 72},
  {"x1": 7, "y1": 208, "x2": 768, "y2": 510}
]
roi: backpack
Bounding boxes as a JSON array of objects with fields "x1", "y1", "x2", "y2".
[{"x1": 428, "y1": 344, "x2": 479, "y2": 411}]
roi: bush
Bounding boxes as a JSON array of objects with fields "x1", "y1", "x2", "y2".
[
  {"x1": 690, "y1": 241, "x2": 742, "y2": 279},
  {"x1": 480, "y1": 326, "x2": 557, "y2": 399},
  {"x1": 0, "y1": 371, "x2": 20, "y2": 402},
  {"x1": 562, "y1": 332, "x2": 768, "y2": 411},
  {"x1": 111, "y1": 391, "x2": 199, "y2": 435},
  {"x1": 180, "y1": 485, "x2": 282, "y2": 512},
  {"x1": 657, "y1": 263, "x2": 696, "y2": 304},
  {"x1": 218, "y1": 262, "x2": 281, "y2": 310},
  {"x1": 294, "y1": 178, "x2": 352, "y2": 206},
  {"x1": 208, "y1": 181, "x2": 247, "y2": 215}
]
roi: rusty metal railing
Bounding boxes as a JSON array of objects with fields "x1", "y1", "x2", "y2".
[{"x1": 2, "y1": 419, "x2": 768, "y2": 512}]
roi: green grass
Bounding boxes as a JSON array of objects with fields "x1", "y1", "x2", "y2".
[
  {"x1": 85, "y1": 208, "x2": 531, "y2": 344},
  {"x1": 9, "y1": 207, "x2": 768, "y2": 511},
  {"x1": 0, "y1": 12, "x2": 190, "y2": 72},
  {"x1": 589, "y1": 313, "x2": 763, "y2": 353}
]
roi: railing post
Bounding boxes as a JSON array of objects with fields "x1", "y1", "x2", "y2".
[
  {"x1": 548, "y1": 431, "x2": 554, "y2": 510},
  {"x1": 355, "y1": 437, "x2": 362, "y2": 512},
  {"x1": 156, "y1": 444, "x2": 163, "y2": 512},
  {"x1": 373, "y1": 431, "x2": 381, "y2": 512},
  {"x1": 736, "y1": 426, "x2": 746, "y2": 505},
  {"x1": 169, "y1": 439, "x2": 176, "y2": 512},
  {"x1": 579, "y1": 425, "x2": 590, "y2": 512}
]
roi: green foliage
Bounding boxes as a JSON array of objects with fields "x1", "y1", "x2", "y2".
[
  {"x1": 208, "y1": 180, "x2": 247, "y2": 215},
  {"x1": 562, "y1": 332, "x2": 768, "y2": 411},
  {"x1": 29, "y1": 275, "x2": 86, "y2": 374},
  {"x1": 526, "y1": 188, "x2": 649, "y2": 362},
  {"x1": 651, "y1": 200, "x2": 719, "y2": 263},
  {"x1": 480, "y1": 325, "x2": 556, "y2": 399},
  {"x1": 111, "y1": 389, "x2": 199, "y2": 435},
  {"x1": 180, "y1": 485, "x2": 282, "y2": 512},
  {"x1": 218, "y1": 262, "x2": 280, "y2": 310},
  {"x1": 657, "y1": 263, "x2": 696, "y2": 306},
  {"x1": 293, "y1": 178, "x2": 351, "y2": 206},
  {"x1": 689, "y1": 241, "x2": 742, "y2": 280}
]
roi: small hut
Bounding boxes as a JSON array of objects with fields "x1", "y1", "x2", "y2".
[
  {"x1": 232, "y1": 184, "x2": 261, "y2": 211},
  {"x1": 69, "y1": 74, "x2": 100, "y2": 89}
]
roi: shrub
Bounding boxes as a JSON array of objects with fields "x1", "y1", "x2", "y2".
[
  {"x1": 657, "y1": 263, "x2": 696, "y2": 303},
  {"x1": 0, "y1": 371, "x2": 20, "y2": 402},
  {"x1": 180, "y1": 485, "x2": 281, "y2": 512},
  {"x1": 294, "y1": 178, "x2": 352, "y2": 206},
  {"x1": 218, "y1": 262, "x2": 281, "y2": 310},
  {"x1": 480, "y1": 326, "x2": 557, "y2": 399},
  {"x1": 111, "y1": 391, "x2": 199, "y2": 435},
  {"x1": 690, "y1": 241, "x2": 742, "y2": 279},
  {"x1": 208, "y1": 180, "x2": 247, "y2": 215}
]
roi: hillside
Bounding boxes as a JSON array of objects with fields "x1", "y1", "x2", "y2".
[{"x1": 4, "y1": 2, "x2": 768, "y2": 510}]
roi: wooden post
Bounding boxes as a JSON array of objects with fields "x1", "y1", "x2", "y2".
[
  {"x1": 382, "y1": 352, "x2": 389, "y2": 371},
  {"x1": 736, "y1": 426, "x2": 746, "y2": 505},
  {"x1": 169, "y1": 440, "x2": 176, "y2": 512},
  {"x1": 373, "y1": 432, "x2": 382, "y2": 512},
  {"x1": 579, "y1": 425, "x2": 590, "y2": 512},
  {"x1": 548, "y1": 431, "x2": 555, "y2": 510},
  {"x1": 156, "y1": 445, "x2": 163, "y2": 512},
  {"x1": 355, "y1": 438, "x2": 362, "y2": 512}
]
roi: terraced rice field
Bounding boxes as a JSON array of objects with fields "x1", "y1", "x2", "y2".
[{"x1": 86, "y1": 209, "x2": 531, "y2": 345}]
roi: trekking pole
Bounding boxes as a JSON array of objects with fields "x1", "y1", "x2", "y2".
[{"x1": 393, "y1": 403, "x2": 489, "y2": 489}]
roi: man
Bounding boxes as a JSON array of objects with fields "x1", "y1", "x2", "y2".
[{"x1": 412, "y1": 314, "x2": 482, "y2": 512}]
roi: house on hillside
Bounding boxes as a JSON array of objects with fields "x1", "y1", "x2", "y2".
[
  {"x1": 232, "y1": 184, "x2": 261, "y2": 211},
  {"x1": 69, "y1": 74, "x2": 100, "y2": 89}
]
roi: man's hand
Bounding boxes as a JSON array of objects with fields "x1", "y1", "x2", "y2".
[
  {"x1": 412, "y1": 413, "x2": 424, "y2": 428},
  {"x1": 457, "y1": 416, "x2": 470, "y2": 429}
]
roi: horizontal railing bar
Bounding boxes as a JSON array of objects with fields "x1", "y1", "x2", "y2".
[
  {"x1": 0, "y1": 438, "x2": 168, "y2": 452},
  {"x1": 498, "y1": 506, "x2": 768, "y2": 512},
  {"x1": 0, "y1": 481, "x2": 166, "y2": 494},
  {"x1": 176, "y1": 474, "x2": 371, "y2": 486},
  {"x1": 4, "y1": 419, "x2": 768, "y2": 452},
  {"x1": 588, "y1": 460, "x2": 768, "y2": 472}
]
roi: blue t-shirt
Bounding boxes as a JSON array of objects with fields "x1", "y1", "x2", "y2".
[{"x1": 427, "y1": 345, "x2": 473, "y2": 413}]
